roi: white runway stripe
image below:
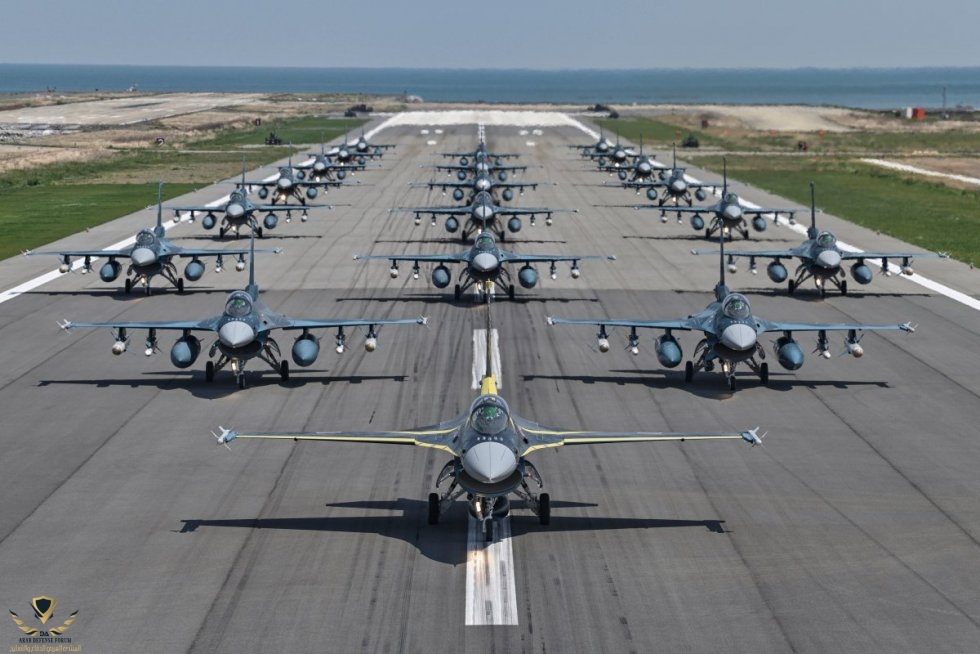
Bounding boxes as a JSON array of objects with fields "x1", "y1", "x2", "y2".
[
  {"x1": 465, "y1": 516, "x2": 518, "y2": 626},
  {"x1": 472, "y1": 328, "x2": 502, "y2": 390}
]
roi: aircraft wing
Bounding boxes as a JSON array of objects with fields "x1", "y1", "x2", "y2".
[
  {"x1": 499, "y1": 253, "x2": 615, "y2": 264},
  {"x1": 262, "y1": 315, "x2": 428, "y2": 332},
  {"x1": 512, "y1": 417, "x2": 763, "y2": 454},
  {"x1": 166, "y1": 245, "x2": 280, "y2": 258},
  {"x1": 754, "y1": 319, "x2": 916, "y2": 335},
  {"x1": 213, "y1": 415, "x2": 467, "y2": 454},
  {"x1": 839, "y1": 250, "x2": 948, "y2": 261},
  {"x1": 26, "y1": 247, "x2": 132, "y2": 259},
  {"x1": 547, "y1": 316, "x2": 702, "y2": 332},
  {"x1": 353, "y1": 253, "x2": 469, "y2": 264},
  {"x1": 434, "y1": 165, "x2": 529, "y2": 174},
  {"x1": 390, "y1": 205, "x2": 471, "y2": 216},
  {"x1": 692, "y1": 247, "x2": 799, "y2": 260},
  {"x1": 61, "y1": 317, "x2": 220, "y2": 332},
  {"x1": 496, "y1": 207, "x2": 577, "y2": 217}
]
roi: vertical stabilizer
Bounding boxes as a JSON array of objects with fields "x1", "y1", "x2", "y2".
[
  {"x1": 246, "y1": 223, "x2": 259, "y2": 300},
  {"x1": 714, "y1": 228, "x2": 730, "y2": 302},
  {"x1": 153, "y1": 182, "x2": 165, "y2": 237},
  {"x1": 807, "y1": 181, "x2": 818, "y2": 240},
  {"x1": 480, "y1": 297, "x2": 497, "y2": 395}
]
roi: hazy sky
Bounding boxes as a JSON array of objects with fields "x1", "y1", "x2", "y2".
[{"x1": 4, "y1": 0, "x2": 977, "y2": 69}]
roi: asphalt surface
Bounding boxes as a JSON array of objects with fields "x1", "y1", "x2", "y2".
[{"x1": 1, "y1": 117, "x2": 979, "y2": 653}]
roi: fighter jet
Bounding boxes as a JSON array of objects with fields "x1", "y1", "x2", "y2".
[
  {"x1": 25, "y1": 183, "x2": 278, "y2": 295},
  {"x1": 586, "y1": 135, "x2": 635, "y2": 171},
  {"x1": 392, "y1": 190, "x2": 577, "y2": 242},
  {"x1": 646, "y1": 159, "x2": 796, "y2": 241},
  {"x1": 411, "y1": 171, "x2": 548, "y2": 205},
  {"x1": 59, "y1": 229, "x2": 426, "y2": 389},
  {"x1": 621, "y1": 145, "x2": 719, "y2": 210},
  {"x1": 293, "y1": 138, "x2": 368, "y2": 182},
  {"x1": 570, "y1": 127, "x2": 614, "y2": 157},
  {"x1": 243, "y1": 151, "x2": 346, "y2": 206},
  {"x1": 600, "y1": 137, "x2": 657, "y2": 182},
  {"x1": 439, "y1": 141, "x2": 520, "y2": 167},
  {"x1": 213, "y1": 303, "x2": 762, "y2": 541},
  {"x1": 166, "y1": 165, "x2": 334, "y2": 238},
  {"x1": 547, "y1": 237, "x2": 915, "y2": 391},
  {"x1": 349, "y1": 130, "x2": 396, "y2": 157},
  {"x1": 354, "y1": 230, "x2": 614, "y2": 301},
  {"x1": 694, "y1": 183, "x2": 949, "y2": 297}
]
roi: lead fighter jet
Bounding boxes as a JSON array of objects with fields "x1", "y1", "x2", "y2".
[
  {"x1": 214, "y1": 302, "x2": 762, "y2": 542},
  {"x1": 60, "y1": 229, "x2": 426, "y2": 389}
]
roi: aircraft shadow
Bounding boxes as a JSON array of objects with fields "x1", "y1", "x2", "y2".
[
  {"x1": 179, "y1": 498, "x2": 725, "y2": 565},
  {"x1": 524, "y1": 371, "x2": 892, "y2": 398},
  {"x1": 23, "y1": 286, "x2": 234, "y2": 299},
  {"x1": 37, "y1": 373, "x2": 407, "y2": 400},
  {"x1": 173, "y1": 234, "x2": 322, "y2": 243}
]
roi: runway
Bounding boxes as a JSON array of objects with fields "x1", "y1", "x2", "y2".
[{"x1": 1, "y1": 113, "x2": 979, "y2": 652}]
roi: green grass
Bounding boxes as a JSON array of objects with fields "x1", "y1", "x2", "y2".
[
  {"x1": 0, "y1": 117, "x2": 366, "y2": 260},
  {"x1": 689, "y1": 156, "x2": 980, "y2": 266},
  {"x1": 3, "y1": 183, "x2": 198, "y2": 261},
  {"x1": 187, "y1": 116, "x2": 366, "y2": 149},
  {"x1": 596, "y1": 118, "x2": 731, "y2": 150}
]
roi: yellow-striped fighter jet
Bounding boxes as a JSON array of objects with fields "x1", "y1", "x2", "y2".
[{"x1": 213, "y1": 304, "x2": 761, "y2": 541}]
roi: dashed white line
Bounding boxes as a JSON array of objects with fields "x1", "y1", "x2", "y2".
[{"x1": 465, "y1": 516, "x2": 518, "y2": 626}]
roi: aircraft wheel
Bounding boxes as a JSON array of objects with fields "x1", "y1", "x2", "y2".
[
  {"x1": 144, "y1": 283, "x2": 151, "y2": 296},
  {"x1": 728, "y1": 376, "x2": 737, "y2": 392},
  {"x1": 454, "y1": 284, "x2": 462, "y2": 301},
  {"x1": 280, "y1": 360, "x2": 289, "y2": 382},
  {"x1": 484, "y1": 520, "x2": 494, "y2": 543},
  {"x1": 539, "y1": 493, "x2": 551, "y2": 526},
  {"x1": 760, "y1": 362, "x2": 769, "y2": 385},
  {"x1": 256, "y1": 227, "x2": 264, "y2": 238},
  {"x1": 508, "y1": 284, "x2": 515, "y2": 300},
  {"x1": 428, "y1": 493, "x2": 440, "y2": 525},
  {"x1": 840, "y1": 280, "x2": 848, "y2": 295},
  {"x1": 176, "y1": 278, "x2": 185, "y2": 293},
  {"x1": 820, "y1": 285, "x2": 827, "y2": 298},
  {"x1": 705, "y1": 228, "x2": 711, "y2": 240},
  {"x1": 787, "y1": 280, "x2": 796, "y2": 295},
  {"x1": 684, "y1": 361, "x2": 694, "y2": 383},
  {"x1": 124, "y1": 278, "x2": 132, "y2": 294},
  {"x1": 237, "y1": 374, "x2": 246, "y2": 390},
  {"x1": 205, "y1": 361, "x2": 215, "y2": 383},
  {"x1": 219, "y1": 227, "x2": 226, "y2": 239}
]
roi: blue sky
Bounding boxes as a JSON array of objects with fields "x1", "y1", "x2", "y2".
[{"x1": 4, "y1": 0, "x2": 977, "y2": 69}]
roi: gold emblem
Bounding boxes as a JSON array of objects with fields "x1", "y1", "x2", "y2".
[{"x1": 9, "y1": 596, "x2": 77, "y2": 636}]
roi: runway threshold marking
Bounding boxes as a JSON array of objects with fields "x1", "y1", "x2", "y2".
[
  {"x1": 472, "y1": 328, "x2": 502, "y2": 390},
  {"x1": 465, "y1": 516, "x2": 518, "y2": 626}
]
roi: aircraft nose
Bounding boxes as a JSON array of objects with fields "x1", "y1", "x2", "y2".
[
  {"x1": 277, "y1": 178, "x2": 292, "y2": 190},
  {"x1": 130, "y1": 247, "x2": 157, "y2": 267},
  {"x1": 638, "y1": 162, "x2": 651, "y2": 173},
  {"x1": 720, "y1": 323, "x2": 757, "y2": 351},
  {"x1": 313, "y1": 162, "x2": 326, "y2": 172},
  {"x1": 816, "y1": 250, "x2": 842, "y2": 269},
  {"x1": 226, "y1": 203, "x2": 245, "y2": 220},
  {"x1": 472, "y1": 252, "x2": 499, "y2": 273},
  {"x1": 474, "y1": 205, "x2": 493, "y2": 220},
  {"x1": 671, "y1": 179, "x2": 687, "y2": 193},
  {"x1": 723, "y1": 205, "x2": 742, "y2": 220},
  {"x1": 463, "y1": 441, "x2": 518, "y2": 483},
  {"x1": 218, "y1": 321, "x2": 256, "y2": 348}
]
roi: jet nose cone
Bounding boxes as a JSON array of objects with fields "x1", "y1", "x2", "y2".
[
  {"x1": 218, "y1": 321, "x2": 256, "y2": 348},
  {"x1": 720, "y1": 323, "x2": 757, "y2": 351},
  {"x1": 476, "y1": 179, "x2": 490, "y2": 191},
  {"x1": 474, "y1": 205, "x2": 493, "y2": 220},
  {"x1": 463, "y1": 442, "x2": 517, "y2": 483},
  {"x1": 723, "y1": 205, "x2": 742, "y2": 220},
  {"x1": 313, "y1": 162, "x2": 326, "y2": 172},
  {"x1": 472, "y1": 252, "x2": 499, "y2": 273},
  {"x1": 816, "y1": 250, "x2": 842, "y2": 269},
  {"x1": 638, "y1": 162, "x2": 652, "y2": 174},
  {"x1": 226, "y1": 203, "x2": 246, "y2": 220},
  {"x1": 130, "y1": 247, "x2": 157, "y2": 267},
  {"x1": 277, "y1": 178, "x2": 292, "y2": 190},
  {"x1": 671, "y1": 179, "x2": 687, "y2": 193}
]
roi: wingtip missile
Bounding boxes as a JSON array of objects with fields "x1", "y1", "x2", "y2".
[
  {"x1": 900, "y1": 322, "x2": 916, "y2": 333},
  {"x1": 417, "y1": 315, "x2": 429, "y2": 326},
  {"x1": 58, "y1": 319, "x2": 73, "y2": 333}
]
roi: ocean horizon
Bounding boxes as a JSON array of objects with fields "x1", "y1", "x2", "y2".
[{"x1": 0, "y1": 63, "x2": 976, "y2": 110}]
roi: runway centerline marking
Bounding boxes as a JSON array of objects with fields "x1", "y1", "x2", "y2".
[
  {"x1": 472, "y1": 328, "x2": 502, "y2": 390},
  {"x1": 465, "y1": 516, "x2": 518, "y2": 626}
]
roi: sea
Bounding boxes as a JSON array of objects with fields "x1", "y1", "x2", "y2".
[{"x1": 0, "y1": 64, "x2": 977, "y2": 110}]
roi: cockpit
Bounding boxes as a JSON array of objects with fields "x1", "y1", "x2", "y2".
[
  {"x1": 475, "y1": 233, "x2": 495, "y2": 251},
  {"x1": 723, "y1": 192, "x2": 739, "y2": 205},
  {"x1": 469, "y1": 397, "x2": 510, "y2": 436},
  {"x1": 721, "y1": 294, "x2": 751, "y2": 320},
  {"x1": 816, "y1": 232, "x2": 837, "y2": 248},
  {"x1": 224, "y1": 291, "x2": 253, "y2": 318},
  {"x1": 135, "y1": 230, "x2": 155, "y2": 247}
]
